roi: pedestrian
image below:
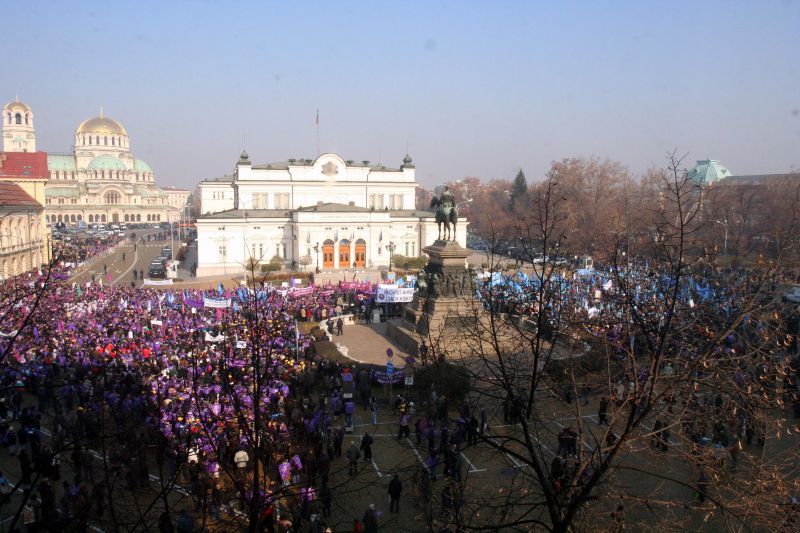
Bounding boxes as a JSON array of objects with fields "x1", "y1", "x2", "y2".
[
  {"x1": 361, "y1": 432, "x2": 373, "y2": 463},
  {"x1": 139, "y1": 268, "x2": 144, "y2": 280},
  {"x1": 103, "y1": 263, "x2": 107, "y2": 274},
  {"x1": 388, "y1": 474, "x2": 402, "y2": 513},
  {"x1": 598, "y1": 396, "x2": 609, "y2": 425},
  {"x1": 234, "y1": 448, "x2": 249, "y2": 482},
  {"x1": 336, "y1": 316, "x2": 344, "y2": 336},
  {"x1": 133, "y1": 270, "x2": 138, "y2": 280},
  {"x1": 122, "y1": 252, "x2": 126, "y2": 261},
  {"x1": 346, "y1": 441, "x2": 361, "y2": 476},
  {"x1": 362, "y1": 503, "x2": 378, "y2": 533},
  {"x1": 176, "y1": 509, "x2": 194, "y2": 533},
  {"x1": 370, "y1": 396, "x2": 378, "y2": 426}
]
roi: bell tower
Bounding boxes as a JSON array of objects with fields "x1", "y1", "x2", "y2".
[{"x1": 2, "y1": 96, "x2": 37, "y2": 152}]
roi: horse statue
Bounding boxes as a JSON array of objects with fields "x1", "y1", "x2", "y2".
[{"x1": 430, "y1": 186, "x2": 458, "y2": 241}]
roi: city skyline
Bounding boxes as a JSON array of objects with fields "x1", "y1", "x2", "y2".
[{"x1": 4, "y1": 0, "x2": 799, "y2": 190}]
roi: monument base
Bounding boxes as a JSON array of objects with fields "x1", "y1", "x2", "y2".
[{"x1": 387, "y1": 239, "x2": 483, "y2": 357}]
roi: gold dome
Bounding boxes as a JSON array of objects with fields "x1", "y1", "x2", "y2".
[
  {"x1": 4, "y1": 100, "x2": 31, "y2": 113},
  {"x1": 76, "y1": 115, "x2": 127, "y2": 136}
]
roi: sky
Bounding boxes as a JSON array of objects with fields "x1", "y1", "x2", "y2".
[{"x1": 3, "y1": 0, "x2": 799, "y2": 190}]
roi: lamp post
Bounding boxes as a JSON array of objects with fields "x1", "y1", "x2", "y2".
[
  {"x1": 27, "y1": 210, "x2": 33, "y2": 271},
  {"x1": 386, "y1": 241, "x2": 396, "y2": 272},
  {"x1": 313, "y1": 242, "x2": 320, "y2": 273},
  {"x1": 715, "y1": 219, "x2": 728, "y2": 273}
]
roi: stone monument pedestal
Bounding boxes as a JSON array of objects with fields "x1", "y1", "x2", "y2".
[{"x1": 387, "y1": 240, "x2": 480, "y2": 355}]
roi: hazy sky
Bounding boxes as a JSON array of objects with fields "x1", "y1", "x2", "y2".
[{"x1": 3, "y1": 1, "x2": 799, "y2": 190}]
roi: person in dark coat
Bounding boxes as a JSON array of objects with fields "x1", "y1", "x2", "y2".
[
  {"x1": 388, "y1": 474, "x2": 402, "y2": 513},
  {"x1": 362, "y1": 504, "x2": 378, "y2": 532}
]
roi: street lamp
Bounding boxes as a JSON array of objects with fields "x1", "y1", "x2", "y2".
[
  {"x1": 715, "y1": 219, "x2": 728, "y2": 273},
  {"x1": 313, "y1": 242, "x2": 320, "y2": 273},
  {"x1": 386, "y1": 241, "x2": 396, "y2": 272}
]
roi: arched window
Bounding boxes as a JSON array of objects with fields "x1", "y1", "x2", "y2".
[
  {"x1": 88, "y1": 136, "x2": 92, "y2": 145},
  {"x1": 88, "y1": 214, "x2": 94, "y2": 223},
  {"x1": 105, "y1": 191, "x2": 121, "y2": 205},
  {"x1": 147, "y1": 214, "x2": 151, "y2": 221},
  {"x1": 6, "y1": 113, "x2": 10, "y2": 125},
  {"x1": 104, "y1": 136, "x2": 108, "y2": 146},
  {"x1": 136, "y1": 214, "x2": 141, "y2": 222},
  {"x1": 96, "y1": 136, "x2": 100, "y2": 145},
  {"x1": 77, "y1": 215, "x2": 82, "y2": 221},
  {"x1": 25, "y1": 114, "x2": 29, "y2": 125},
  {"x1": 57, "y1": 215, "x2": 63, "y2": 223},
  {"x1": 111, "y1": 137, "x2": 115, "y2": 146},
  {"x1": 15, "y1": 113, "x2": 22, "y2": 125},
  {"x1": 101, "y1": 214, "x2": 107, "y2": 222},
  {"x1": 70, "y1": 215, "x2": 76, "y2": 222}
]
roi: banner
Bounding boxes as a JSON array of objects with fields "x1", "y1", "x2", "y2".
[
  {"x1": 205, "y1": 331, "x2": 226, "y2": 343},
  {"x1": 143, "y1": 279, "x2": 173, "y2": 286},
  {"x1": 371, "y1": 368, "x2": 405, "y2": 385},
  {"x1": 376, "y1": 285, "x2": 414, "y2": 303},
  {"x1": 288, "y1": 286, "x2": 314, "y2": 298},
  {"x1": 203, "y1": 297, "x2": 231, "y2": 308}
]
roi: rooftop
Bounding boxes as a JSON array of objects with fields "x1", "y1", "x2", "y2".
[
  {"x1": 0, "y1": 182, "x2": 42, "y2": 208},
  {"x1": 199, "y1": 208, "x2": 292, "y2": 219},
  {"x1": 0, "y1": 151, "x2": 49, "y2": 179}
]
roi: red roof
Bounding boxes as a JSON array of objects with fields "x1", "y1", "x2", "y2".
[
  {"x1": 0, "y1": 182, "x2": 41, "y2": 208},
  {"x1": 0, "y1": 151, "x2": 49, "y2": 179}
]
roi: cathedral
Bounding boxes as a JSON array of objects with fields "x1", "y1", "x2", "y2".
[{"x1": 2, "y1": 98, "x2": 182, "y2": 227}]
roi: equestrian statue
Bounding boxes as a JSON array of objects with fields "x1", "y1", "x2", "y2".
[{"x1": 430, "y1": 185, "x2": 458, "y2": 241}]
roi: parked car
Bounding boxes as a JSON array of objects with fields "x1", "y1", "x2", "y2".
[{"x1": 783, "y1": 287, "x2": 800, "y2": 303}]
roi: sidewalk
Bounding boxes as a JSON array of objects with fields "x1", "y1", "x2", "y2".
[{"x1": 329, "y1": 319, "x2": 410, "y2": 367}]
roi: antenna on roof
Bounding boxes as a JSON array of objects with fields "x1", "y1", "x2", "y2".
[{"x1": 100, "y1": 106, "x2": 104, "y2": 118}]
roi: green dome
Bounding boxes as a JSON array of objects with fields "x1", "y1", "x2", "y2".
[
  {"x1": 687, "y1": 159, "x2": 731, "y2": 186},
  {"x1": 134, "y1": 159, "x2": 152, "y2": 173},
  {"x1": 88, "y1": 154, "x2": 127, "y2": 171}
]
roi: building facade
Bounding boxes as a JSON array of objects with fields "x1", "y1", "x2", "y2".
[
  {"x1": 0, "y1": 151, "x2": 49, "y2": 278},
  {"x1": 2, "y1": 99, "x2": 180, "y2": 227},
  {"x1": 196, "y1": 152, "x2": 466, "y2": 275}
]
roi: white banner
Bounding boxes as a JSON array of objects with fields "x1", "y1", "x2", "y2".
[
  {"x1": 203, "y1": 297, "x2": 231, "y2": 308},
  {"x1": 143, "y1": 278, "x2": 173, "y2": 286},
  {"x1": 205, "y1": 331, "x2": 226, "y2": 343},
  {"x1": 376, "y1": 286, "x2": 415, "y2": 303}
]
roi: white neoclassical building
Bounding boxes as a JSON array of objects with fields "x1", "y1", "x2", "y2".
[
  {"x1": 196, "y1": 152, "x2": 467, "y2": 275},
  {"x1": 3, "y1": 99, "x2": 181, "y2": 227}
]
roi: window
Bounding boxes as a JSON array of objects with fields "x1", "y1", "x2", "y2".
[
  {"x1": 390, "y1": 194, "x2": 403, "y2": 210},
  {"x1": 219, "y1": 244, "x2": 227, "y2": 258},
  {"x1": 58, "y1": 198, "x2": 65, "y2": 205},
  {"x1": 252, "y1": 192, "x2": 268, "y2": 209},
  {"x1": 105, "y1": 191, "x2": 121, "y2": 204},
  {"x1": 275, "y1": 243, "x2": 281, "y2": 258},
  {"x1": 15, "y1": 113, "x2": 21, "y2": 125},
  {"x1": 111, "y1": 137, "x2": 115, "y2": 146},
  {"x1": 71, "y1": 198, "x2": 77, "y2": 204},
  {"x1": 88, "y1": 215, "x2": 94, "y2": 223},
  {"x1": 275, "y1": 193, "x2": 290, "y2": 209},
  {"x1": 369, "y1": 194, "x2": 384, "y2": 209},
  {"x1": 101, "y1": 214, "x2": 107, "y2": 222},
  {"x1": 96, "y1": 136, "x2": 100, "y2": 144},
  {"x1": 25, "y1": 114, "x2": 29, "y2": 125},
  {"x1": 104, "y1": 136, "x2": 108, "y2": 145}
]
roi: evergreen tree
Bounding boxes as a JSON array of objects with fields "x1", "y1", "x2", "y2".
[{"x1": 509, "y1": 169, "x2": 528, "y2": 209}]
